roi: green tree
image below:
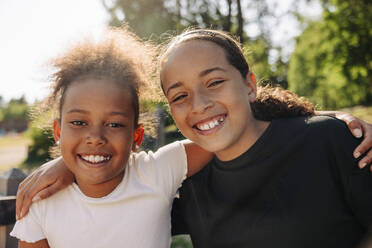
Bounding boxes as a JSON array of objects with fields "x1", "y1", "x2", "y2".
[
  {"x1": 23, "y1": 124, "x2": 54, "y2": 167},
  {"x1": 23, "y1": 108, "x2": 55, "y2": 168},
  {"x1": 288, "y1": 0, "x2": 372, "y2": 109},
  {"x1": 103, "y1": 0, "x2": 179, "y2": 38},
  {"x1": 102, "y1": 0, "x2": 289, "y2": 87},
  {"x1": 2, "y1": 96, "x2": 29, "y2": 120},
  {"x1": 245, "y1": 37, "x2": 288, "y2": 88},
  {"x1": 102, "y1": 0, "x2": 269, "y2": 44}
]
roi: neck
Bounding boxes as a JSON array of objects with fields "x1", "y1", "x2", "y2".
[
  {"x1": 215, "y1": 119, "x2": 270, "y2": 162},
  {"x1": 76, "y1": 171, "x2": 125, "y2": 198}
]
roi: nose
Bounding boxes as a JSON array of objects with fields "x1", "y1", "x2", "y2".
[
  {"x1": 85, "y1": 126, "x2": 107, "y2": 147},
  {"x1": 191, "y1": 90, "x2": 214, "y2": 114}
]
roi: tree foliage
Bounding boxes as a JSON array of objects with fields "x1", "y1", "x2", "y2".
[
  {"x1": 23, "y1": 107, "x2": 55, "y2": 168},
  {"x1": 0, "y1": 96, "x2": 29, "y2": 122},
  {"x1": 102, "y1": 0, "x2": 246, "y2": 41},
  {"x1": 23, "y1": 124, "x2": 54, "y2": 167},
  {"x1": 102, "y1": 0, "x2": 290, "y2": 87},
  {"x1": 288, "y1": 0, "x2": 372, "y2": 109},
  {"x1": 0, "y1": 96, "x2": 29, "y2": 133},
  {"x1": 103, "y1": 0, "x2": 371, "y2": 107},
  {"x1": 245, "y1": 38, "x2": 288, "y2": 88}
]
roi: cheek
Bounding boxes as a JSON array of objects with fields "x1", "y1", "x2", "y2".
[
  {"x1": 60, "y1": 128, "x2": 79, "y2": 146},
  {"x1": 110, "y1": 132, "x2": 134, "y2": 151},
  {"x1": 170, "y1": 107, "x2": 186, "y2": 128}
]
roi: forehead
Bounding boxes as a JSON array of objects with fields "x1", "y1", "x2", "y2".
[
  {"x1": 161, "y1": 40, "x2": 231, "y2": 84},
  {"x1": 163, "y1": 40, "x2": 228, "y2": 68},
  {"x1": 62, "y1": 77, "x2": 134, "y2": 115}
]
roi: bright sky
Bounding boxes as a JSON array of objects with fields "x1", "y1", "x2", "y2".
[
  {"x1": 0, "y1": 0, "x2": 321, "y2": 103},
  {"x1": 0, "y1": 0, "x2": 109, "y2": 103}
]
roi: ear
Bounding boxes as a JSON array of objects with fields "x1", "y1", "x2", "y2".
[
  {"x1": 245, "y1": 72, "x2": 257, "y2": 103},
  {"x1": 132, "y1": 124, "x2": 144, "y2": 152},
  {"x1": 53, "y1": 119, "x2": 61, "y2": 143},
  {"x1": 249, "y1": 72, "x2": 257, "y2": 86}
]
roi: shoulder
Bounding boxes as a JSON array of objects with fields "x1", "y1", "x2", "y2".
[
  {"x1": 10, "y1": 186, "x2": 74, "y2": 243},
  {"x1": 133, "y1": 141, "x2": 185, "y2": 161},
  {"x1": 277, "y1": 115, "x2": 352, "y2": 137},
  {"x1": 276, "y1": 115, "x2": 343, "y2": 128},
  {"x1": 31, "y1": 184, "x2": 75, "y2": 214},
  {"x1": 305, "y1": 115, "x2": 356, "y2": 141},
  {"x1": 305, "y1": 115, "x2": 347, "y2": 130},
  {"x1": 129, "y1": 141, "x2": 187, "y2": 191},
  {"x1": 131, "y1": 141, "x2": 186, "y2": 172}
]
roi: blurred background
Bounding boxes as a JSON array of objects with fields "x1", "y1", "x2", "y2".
[{"x1": 0, "y1": 0, "x2": 371, "y2": 246}]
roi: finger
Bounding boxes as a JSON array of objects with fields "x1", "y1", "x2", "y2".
[
  {"x1": 336, "y1": 113, "x2": 355, "y2": 125},
  {"x1": 19, "y1": 177, "x2": 57, "y2": 219},
  {"x1": 16, "y1": 171, "x2": 41, "y2": 220},
  {"x1": 345, "y1": 119, "x2": 363, "y2": 138},
  {"x1": 354, "y1": 135, "x2": 372, "y2": 159},
  {"x1": 358, "y1": 149, "x2": 372, "y2": 169},
  {"x1": 17, "y1": 167, "x2": 44, "y2": 193},
  {"x1": 32, "y1": 180, "x2": 66, "y2": 203}
]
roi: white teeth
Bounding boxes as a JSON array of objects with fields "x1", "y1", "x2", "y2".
[
  {"x1": 197, "y1": 116, "x2": 225, "y2": 131},
  {"x1": 81, "y1": 155, "x2": 110, "y2": 163},
  {"x1": 201, "y1": 124, "x2": 209, "y2": 130}
]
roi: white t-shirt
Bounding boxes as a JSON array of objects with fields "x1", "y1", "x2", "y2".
[{"x1": 10, "y1": 141, "x2": 188, "y2": 248}]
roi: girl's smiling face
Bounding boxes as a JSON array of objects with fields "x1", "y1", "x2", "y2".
[
  {"x1": 161, "y1": 40, "x2": 267, "y2": 161},
  {"x1": 54, "y1": 77, "x2": 136, "y2": 197}
]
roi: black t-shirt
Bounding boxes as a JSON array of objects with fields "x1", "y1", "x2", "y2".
[{"x1": 172, "y1": 116, "x2": 372, "y2": 248}]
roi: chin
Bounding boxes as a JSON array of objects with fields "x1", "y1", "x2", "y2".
[{"x1": 199, "y1": 141, "x2": 228, "y2": 154}]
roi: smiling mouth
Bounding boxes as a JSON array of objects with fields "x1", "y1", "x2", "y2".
[
  {"x1": 193, "y1": 114, "x2": 226, "y2": 131},
  {"x1": 78, "y1": 154, "x2": 112, "y2": 165}
]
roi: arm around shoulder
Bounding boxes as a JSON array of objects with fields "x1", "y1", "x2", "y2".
[
  {"x1": 16, "y1": 157, "x2": 74, "y2": 219},
  {"x1": 326, "y1": 119, "x2": 372, "y2": 227},
  {"x1": 182, "y1": 140, "x2": 213, "y2": 177},
  {"x1": 316, "y1": 110, "x2": 372, "y2": 169}
]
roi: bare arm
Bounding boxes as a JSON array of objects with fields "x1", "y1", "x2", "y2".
[
  {"x1": 19, "y1": 239, "x2": 50, "y2": 248},
  {"x1": 16, "y1": 157, "x2": 74, "y2": 220},
  {"x1": 182, "y1": 140, "x2": 213, "y2": 177},
  {"x1": 317, "y1": 111, "x2": 372, "y2": 170}
]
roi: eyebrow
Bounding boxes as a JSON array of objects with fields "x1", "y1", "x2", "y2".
[
  {"x1": 67, "y1": 109, "x2": 130, "y2": 118},
  {"x1": 166, "y1": 81, "x2": 183, "y2": 96},
  {"x1": 67, "y1": 109, "x2": 89, "y2": 114},
  {"x1": 199, "y1": 67, "x2": 226, "y2": 77},
  {"x1": 165, "y1": 67, "x2": 226, "y2": 96},
  {"x1": 109, "y1": 111, "x2": 130, "y2": 118}
]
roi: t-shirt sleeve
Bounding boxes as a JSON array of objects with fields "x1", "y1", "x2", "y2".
[
  {"x1": 10, "y1": 203, "x2": 46, "y2": 243},
  {"x1": 135, "y1": 141, "x2": 188, "y2": 201},
  {"x1": 328, "y1": 119, "x2": 372, "y2": 228}
]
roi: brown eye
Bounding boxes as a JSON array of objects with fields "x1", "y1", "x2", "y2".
[
  {"x1": 70, "y1": 120, "x2": 87, "y2": 126},
  {"x1": 208, "y1": 80, "x2": 224, "y2": 87},
  {"x1": 172, "y1": 94, "x2": 187, "y2": 103},
  {"x1": 107, "y1": 123, "x2": 124, "y2": 128}
]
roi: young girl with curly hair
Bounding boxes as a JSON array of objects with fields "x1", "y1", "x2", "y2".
[{"x1": 10, "y1": 28, "x2": 214, "y2": 248}]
